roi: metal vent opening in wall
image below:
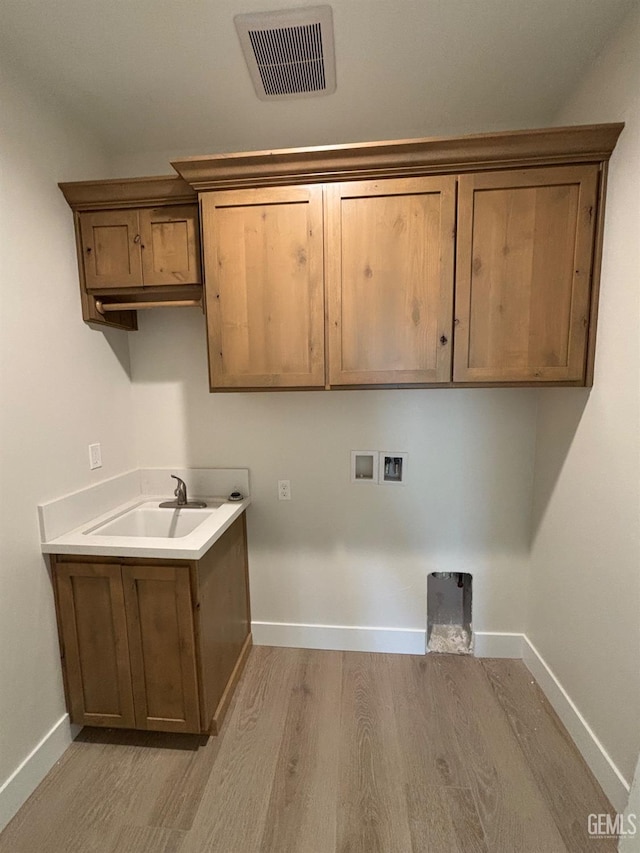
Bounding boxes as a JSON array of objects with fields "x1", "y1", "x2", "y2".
[{"x1": 234, "y1": 5, "x2": 336, "y2": 100}]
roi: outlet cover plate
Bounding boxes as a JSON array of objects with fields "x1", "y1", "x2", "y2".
[{"x1": 88, "y1": 443, "x2": 102, "y2": 470}]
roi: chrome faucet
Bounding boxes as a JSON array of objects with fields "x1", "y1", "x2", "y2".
[
  {"x1": 173, "y1": 475, "x2": 188, "y2": 506},
  {"x1": 159, "y1": 475, "x2": 207, "y2": 509}
]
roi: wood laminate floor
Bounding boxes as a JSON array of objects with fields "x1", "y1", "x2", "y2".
[{"x1": 0, "y1": 648, "x2": 617, "y2": 853}]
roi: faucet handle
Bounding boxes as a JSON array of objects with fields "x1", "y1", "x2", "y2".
[{"x1": 170, "y1": 475, "x2": 187, "y2": 501}]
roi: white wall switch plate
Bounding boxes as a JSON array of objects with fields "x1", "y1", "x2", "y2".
[
  {"x1": 278, "y1": 479, "x2": 291, "y2": 500},
  {"x1": 88, "y1": 443, "x2": 102, "y2": 470}
]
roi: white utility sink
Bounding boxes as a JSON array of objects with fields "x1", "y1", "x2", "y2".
[{"x1": 86, "y1": 503, "x2": 222, "y2": 539}]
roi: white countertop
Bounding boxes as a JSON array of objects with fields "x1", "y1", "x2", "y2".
[
  {"x1": 38, "y1": 468, "x2": 251, "y2": 561},
  {"x1": 41, "y1": 495, "x2": 250, "y2": 560}
]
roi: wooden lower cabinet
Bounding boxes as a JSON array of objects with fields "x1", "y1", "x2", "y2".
[{"x1": 51, "y1": 515, "x2": 251, "y2": 735}]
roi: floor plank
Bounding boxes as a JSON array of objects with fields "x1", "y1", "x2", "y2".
[
  {"x1": 108, "y1": 825, "x2": 186, "y2": 853},
  {"x1": 258, "y1": 649, "x2": 342, "y2": 853},
  {"x1": 144, "y1": 731, "x2": 225, "y2": 831},
  {"x1": 181, "y1": 646, "x2": 302, "y2": 853},
  {"x1": 482, "y1": 658, "x2": 619, "y2": 853},
  {"x1": 442, "y1": 786, "x2": 490, "y2": 853},
  {"x1": 0, "y1": 648, "x2": 617, "y2": 853},
  {"x1": 0, "y1": 731, "x2": 195, "y2": 852},
  {"x1": 387, "y1": 655, "x2": 487, "y2": 851},
  {"x1": 433, "y1": 655, "x2": 569, "y2": 852},
  {"x1": 336, "y1": 652, "x2": 413, "y2": 853}
]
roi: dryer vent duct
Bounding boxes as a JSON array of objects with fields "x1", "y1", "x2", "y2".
[{"x1": 234, "y1": 5, "x2": 336, "y2": 100}]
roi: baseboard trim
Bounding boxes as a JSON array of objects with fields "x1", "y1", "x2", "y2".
[
  {"x1": 252, "y1": 621, "x2": 426, "y2": 655},
  {"x1": 251, "y1": 623, "x2": 526, "y2": 657},
  {"x1": 522, "y1": 635, "x2": 630, "y2": 812},
  {"x1": 0, "y1": 713, "x2": 76, "y2": 832},
  {"x1": 473, "y1": 631, "x2": 524, "y2": 658}
]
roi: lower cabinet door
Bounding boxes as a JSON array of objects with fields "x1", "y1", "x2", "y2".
[
  {"x1": 122, "y1": 564, "x2": 201, "y2": 733},
  {"x1": 54, "y1": 562, "x2": 136, "y2": 728}
]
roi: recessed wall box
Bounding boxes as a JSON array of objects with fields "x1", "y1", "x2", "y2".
[
  {"x1": 379, "y1": 452, "x2": 407, "y2": 485},
  {"x1": 428, "y1": 572, "x2": 473, "y2": 654},
  {"x1": 351, "y1": 451, "x2": 378, "y2": 483}
]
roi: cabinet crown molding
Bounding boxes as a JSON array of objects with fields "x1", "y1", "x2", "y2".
[
  {"x1": 171, "y1": 123, "x2": 624, "y2": 191},
  {"x1": 59, "y1": 175, "x2": 196, "y2": 211}
]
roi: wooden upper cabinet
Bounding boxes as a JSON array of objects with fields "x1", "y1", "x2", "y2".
[
  {"x1": 454, "y1": 165, "x2": 599, "y2": 383},
  {"x1": 80, "y1": 210, "x2": 142, "y2": 290},
  {"x1": 201, "y1": 185, "x2": 325, "y2": 389},
  {"x1": 78, "y1": 204, "x2": 200, "y2": 291},
  {"x1": 326, "y1": 177, "x2": 456, "y2": 385}
]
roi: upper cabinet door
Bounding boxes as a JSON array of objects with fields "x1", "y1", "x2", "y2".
[
  {"x1": 326, "y1": 177, "x2": 456, "y2": 386},
  {"x1": 79, "y1": 210, "x2": 143, "y2": 290},
  {"x1": 139, "y1": 205, "x2": 201, "y2": 287},
  {"x1": 201, "y1": 186, "x2": 325, "y2": 389},
  {"x1": 454, "y1": 165, "x2": 599, "y2": 383}
]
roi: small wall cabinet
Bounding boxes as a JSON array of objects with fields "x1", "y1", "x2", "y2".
[
  {"x1": 60, "y1": 177, "x2": 202, "y2": 331},
  {"x1": 79, "y1": 205, "x2": 200, "y2": 292},
  {"x1": 50, "y1": 515, "x2": 251, "y2": 735}
]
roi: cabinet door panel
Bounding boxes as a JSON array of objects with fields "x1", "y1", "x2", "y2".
[
  {"x1": 202, "y1": 186, "x2": 325, "y2": 388},
  {"x1": 122, "y1": 565, "x2": 201, "y2": 733},
  {"x1": 79, "y1": 210, "x2": 142, "y2": 290},
  {"x1": 327, "y1": 177, "x2": 456, "y2": 385},
  {"x1": 139, "y1": 205, "x2": 201, "y2": 286},
  {"x1": 454, "y1": 165, "x2": 599, "y2": 383},
  {"x1": 54, "y1": 563, "x2": 135, "y2": 728}
]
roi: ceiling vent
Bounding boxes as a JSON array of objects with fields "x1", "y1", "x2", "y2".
[{"x1": 234, "y1": 5, "x2": 336, "y2": 101}]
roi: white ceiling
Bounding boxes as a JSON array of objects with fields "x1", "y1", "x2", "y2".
[{"x1": 1, "y1": 0, "x2": 636, "y2": 160}]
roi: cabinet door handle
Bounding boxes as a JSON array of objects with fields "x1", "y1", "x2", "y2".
[
  {"x1": 133, "y1": 234, "x2": 141, "y2": 244},
  {"x1": 440, "y1": 335, "x2": 448, "y2": 345}
]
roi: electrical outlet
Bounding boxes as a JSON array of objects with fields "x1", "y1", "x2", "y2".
[
  {"x1": 277, "y1": 479, "x2": 291, "y2": 501},
  {"x1": 88, "y1": 443, "x2": 102, "y2": 470}
]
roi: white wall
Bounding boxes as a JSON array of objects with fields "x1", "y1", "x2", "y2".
[
  {"x1": 129, "y1": 308, "x2": 537, "y2": 642},
  {"x1": 0, "y1": 63, "x2": 136, "y2": 827},
  {"x1": 528, "y1": 2, "x2": 640, "y2": 789}
]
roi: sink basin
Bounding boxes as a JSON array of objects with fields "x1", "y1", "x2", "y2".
[{"x1": 86, "y1": 505, "x2": 220, "y2": 539}]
